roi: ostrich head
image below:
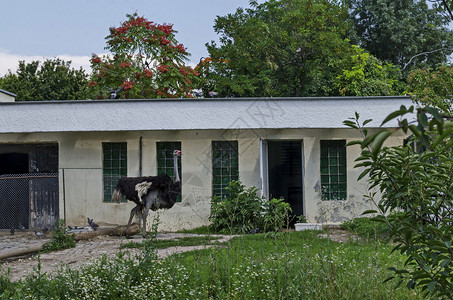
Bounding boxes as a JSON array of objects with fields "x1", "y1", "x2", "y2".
[{"x1": 173, "y1": 150, "x2": 182, "y2": 156}]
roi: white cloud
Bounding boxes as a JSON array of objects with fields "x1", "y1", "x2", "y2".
[{"x1": 0, "y1": 51, "x2": 92, "y2": 76}]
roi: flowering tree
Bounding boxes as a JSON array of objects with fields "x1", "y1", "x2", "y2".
[{"x1": 89, "y1": 13, "x2": 199, "y2": 99}]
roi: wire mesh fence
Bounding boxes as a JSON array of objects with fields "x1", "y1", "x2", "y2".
[{"x1": 0, "y1": 173, "x2": 59, "y2": 230}]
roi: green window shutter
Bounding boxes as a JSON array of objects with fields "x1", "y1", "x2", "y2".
[
  {"x1": 320, "y1": 140, "x2": 347, "y2": 200},
  {"x1": 103, "y1": 142, "x2": 127, "y2": 202},
  {"x1": 156, "y1": 142, "x2": 182, "y2": 202},
  {"x1": 212, "y1": 141, "x2": 239, "y2": 198}
]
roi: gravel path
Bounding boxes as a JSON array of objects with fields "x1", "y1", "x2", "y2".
[{"x1": 0, "y1": 231, "x2": 234, "y2": 282}]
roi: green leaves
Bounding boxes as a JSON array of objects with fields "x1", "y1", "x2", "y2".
[
  {"x1": 346, "y1": 106, "x2": 453, "y2": 298},
  {"x1": 0, "y1": 59, "x2": 90, "y2": 101}
]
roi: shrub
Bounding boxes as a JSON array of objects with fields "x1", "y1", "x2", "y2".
[
  {"x1": 340, "y1": 217, "x2": 388, "y2": 239},
  {"x1": 210, "y1": 180, "x2": 292, "y2": 234},
  {"x1": 41, "y1": 219, "x2": 76, "y2": 253},
  {"x1": 345, "y1": 106, "x2": 453, "y2": 298}
]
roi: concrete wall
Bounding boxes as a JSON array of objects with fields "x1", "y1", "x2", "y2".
[
  {"x1": 0, "y1": 91, "x2": 15, "y2": 102},
  {"x1": 0, "y1": 127, "x2": 406, "y2": 231}
]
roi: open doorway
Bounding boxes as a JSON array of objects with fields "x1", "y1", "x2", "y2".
[{"x1": 266, "y1": 141, "x2": 304, "y2": 225}]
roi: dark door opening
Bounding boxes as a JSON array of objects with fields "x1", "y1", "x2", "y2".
[
  {"x1": 268, "y1": 141, "x2": 303, "y2": 226},
  {"x1": 0, "y1": 153, "x2": 29, "y2": 175}
]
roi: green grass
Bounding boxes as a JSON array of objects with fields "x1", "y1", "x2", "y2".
[
  {"x1": 0, "y1": 231, "x2": 422, "y2": 299},
  {"x1": 119, "y1": 235, "x2": 222, "y2": 249},
  {"x1": 176, "y1": 225, "x2": 213, "y2": 234}
]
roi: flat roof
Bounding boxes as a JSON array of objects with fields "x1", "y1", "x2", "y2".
[
  {"x1": 0, "y1": 89, "x2": 16, "y2": 97},
  {"x1": 0, "y1": 96, "x2": 413, "y2": 133}
]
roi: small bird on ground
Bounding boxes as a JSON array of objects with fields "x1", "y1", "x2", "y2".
[
  {"x1": 87, "y1": 217, "x2": 99, "y2": 231},
  {"x1": 10, "y1": 227, "x2": 15, "y2": 235},
  {"x1": 34, "y1": 230, "x2": 45, "y2": 238},
  {"x1": 249, "y1": 228, "x2": 260, "y2": 234},
  {"x1": 42, "y1": 227, "x2": 49, "y2": 233}
]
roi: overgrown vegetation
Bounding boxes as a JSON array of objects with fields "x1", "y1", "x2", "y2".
[
  {"x1": 0, "y1": 231, "x2": 422, "y2": 299},
  {"x1": 340, "y1": 217, "x2": 389, "y2": 239},
  {"x1": 210, "y1": 180, "x2": 292, "y2": 234},
  {"x1": 345, "y1": 105, "x2": 453, "y2": 298},
  {"x1": 41, "y1": 219, "x2": 76, "y2": 253}
]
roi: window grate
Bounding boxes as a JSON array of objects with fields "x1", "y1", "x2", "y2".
[
  {"x1": 320, "y1": 140, "x2": 347, "y2": 200},
  {"x1": 212, "y1": 141, "x2": 239, "y2": 198},
  {"x1": 103, "y1": 142, "x2": 127, "y2": 202},
  {"x1": 156, "y1": 142, "x2": 182, "y2": 202}
]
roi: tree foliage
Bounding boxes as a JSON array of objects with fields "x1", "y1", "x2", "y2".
[
  {"x1": 89, "y1": 13, "x2": 199, "y2": 99},
  {"x1": 198, "y1": 0, "x2": 352, "y2": 97},
  {"x1": 335, "y1": 45, "x2": 402, "y2": 96},
  {"x1": 345, "y1": 106, "x2": 453, "y2": 298},
  {"x1": 0, "y1": 59, "x2": 90, "y2": 101},
  {"x1": 346, "y1": 0, "x2": 453, "y2": 71},
  {"x1": 197, "y1": 0, "x2": 403, "y2": 98},
  {"x1": 407, "y1": 64, "x2": 453, "y2": 114}
]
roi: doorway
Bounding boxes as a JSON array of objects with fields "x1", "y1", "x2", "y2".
[{"x1": 266, "y1": 140, "x2": 304, "y2": 224}]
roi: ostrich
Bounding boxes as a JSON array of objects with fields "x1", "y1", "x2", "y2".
[{"x1": 112, "y1": 150, "x2": 182, "y2": 237}]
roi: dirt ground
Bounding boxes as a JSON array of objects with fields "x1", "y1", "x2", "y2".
[
  {"x1": 0, "y1": 231, "x2": 234, "y2": 282},
  {"x1": 0, "y1": 229, "x2": 355, "y2": 282}
]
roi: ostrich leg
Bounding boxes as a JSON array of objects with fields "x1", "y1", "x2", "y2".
[
  {"x1": 125, "y1": 205, "x2": 139, "y2": 238},
  {"x1": 142, "y1": 190, "x2": 159, "y2": 237}
]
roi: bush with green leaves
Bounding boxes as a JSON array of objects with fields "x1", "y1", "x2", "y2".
[
  {"x1": 340, "y1": 217, "x2": 389, "y2": 239},
  {"x1": 345, "y1": 106, "x2": 453, "y2": 298},
  {"x1": 210, "y1": 180, "x2": 292, "y2": 234},
  {"x1": 41, "y1": 219, "x2": 76, "y2": 253}
]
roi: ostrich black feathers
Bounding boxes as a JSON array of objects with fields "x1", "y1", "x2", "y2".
[{"x1": 112, "y1": 174, "x2": 174, "y2": 207}]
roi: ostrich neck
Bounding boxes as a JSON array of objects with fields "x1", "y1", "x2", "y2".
[{"x1": 173, "y1": 154, "x2": 180, "y2": 182}]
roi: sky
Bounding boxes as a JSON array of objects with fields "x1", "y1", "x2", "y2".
[{"x1": 0, "y1": 0, "x2": 257, "y2": 76}]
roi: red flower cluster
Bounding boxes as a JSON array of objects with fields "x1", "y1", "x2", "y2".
[
  {"x1": 174, "y1": 43, "x2": 186, "y2": 54},
  {"x1": 160, "y1": 37, "x2": 171, "y2": 46},
  {"x1": 143, "y1": 69, "x2": 153, "y2": 77},
  {"x1": 157, "y1": 64, "x2": 169, "y2": 73},
  {"x1": 157, "y1": 24, "x2": 173, "y2": 35},
  {"x1": 120, "y1": 62, "x2": 131, "y2": 69},
  {"x1": 122, "y1": 80, "x2": 134, "y2": 90},
  {"x1": 91, "y1": 56, "x2": 101, "y2": 64},
  {"x1": 88, "y1": 81, "x2": 98, "y2": 87},
  {"x1": 179, "y1": 67, "x2": 189, "y2": 76}
]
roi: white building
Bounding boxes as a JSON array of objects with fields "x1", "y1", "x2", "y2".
[{"x1": 0, "y1": 97, "x2": 411, "y2": 231}]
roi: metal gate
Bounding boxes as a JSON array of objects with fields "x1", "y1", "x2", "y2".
[{"x1": 0, "y1": 173, "x2": 59, "y2": 230}]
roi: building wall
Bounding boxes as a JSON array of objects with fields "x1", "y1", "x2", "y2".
[
  {"x1": 0, "y1": 92, "x2": 15, "y2": 102},
  {"x1": 0, "y1": 128, "x2": 406, "y2": 231}
]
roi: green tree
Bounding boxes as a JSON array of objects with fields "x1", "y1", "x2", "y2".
[
  {"x1": 406, "y1": 64, "x2": 453, "y2": 113},
  {"x1": 0, "y1": 59, "x2": 89, "y2": 101},
  {"x1": 198, "y1": 0, "x2": 352, "y2": 97},
  {"x1": 345, "y1": 106, "x2": 453, "y2": 297},
  {"x1": 89, "y1": 13, "x2": 199, "y2": 99},
  {"x1": 335, "y1": 45, "x2": 402, "y2": 96},
  {"x1": 346, "y1": 0, "x2": 453, "y2": 71}
]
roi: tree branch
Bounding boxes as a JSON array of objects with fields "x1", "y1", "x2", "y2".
[{"x1": 402, "y1": 47, "x2": 453, "y2": 71}]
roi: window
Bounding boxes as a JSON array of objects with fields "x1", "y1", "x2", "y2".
[
  {"x1": 103, "y1": 142, "x2": 127, "y2": 202},
  {"x1": 320, "y1": 140, "x2": 347, "y2": 200},
  {"x1": 212, "y1": 141, "x2": 239, "y2": 198},
  {"x1": 156, "y1": 142, "x2": 182, "y2": 202}
]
